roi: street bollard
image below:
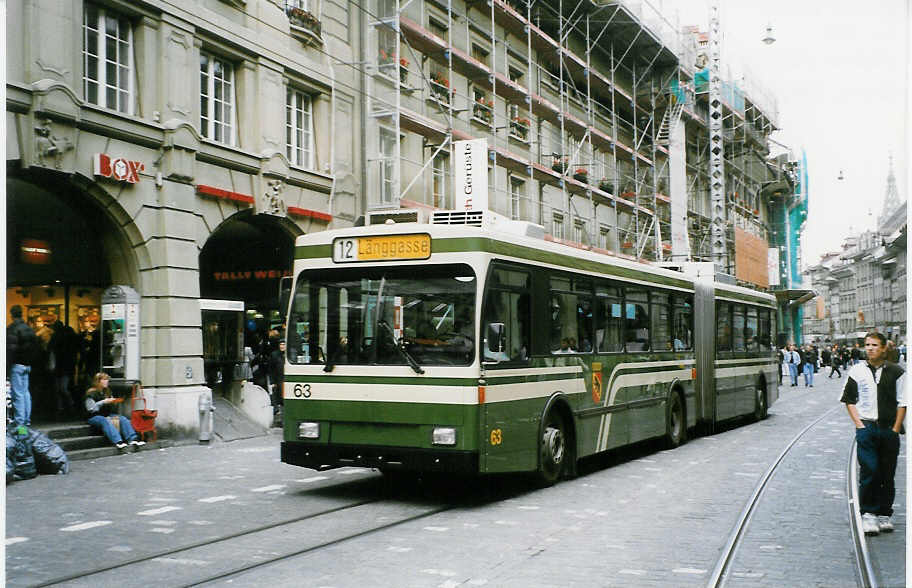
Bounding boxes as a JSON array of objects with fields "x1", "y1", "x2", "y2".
[{"x1": 198, "y1": 390, "x2": 214, "y2": 443}]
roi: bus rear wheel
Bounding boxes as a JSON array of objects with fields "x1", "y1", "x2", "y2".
[
  {"x1": 665, "y1": 391, "x2": 686, "y2": 448},
  {"x1": 537, "y1": 411, "x2": 566, "y2": 486},
  {"x1": 753, "y1": 386, "x2": 768, "y2": 422}
]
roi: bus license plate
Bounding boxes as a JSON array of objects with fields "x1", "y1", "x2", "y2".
[{"x1": 332, "y1": 234, "x2": 431, "y2": 263}]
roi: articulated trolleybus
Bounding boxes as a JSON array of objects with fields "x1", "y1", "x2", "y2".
[{"x1": 280, "y1": 210, "x2": 778, "y2": 484}]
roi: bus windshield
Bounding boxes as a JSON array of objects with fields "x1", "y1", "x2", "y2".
[{"x1": 287, "y1": 263, "x2": 476, "y2": 367}]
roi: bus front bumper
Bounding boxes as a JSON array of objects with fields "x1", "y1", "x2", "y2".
[{"x1": 281, "y1": 441, "x2": 478, "y2": 474}]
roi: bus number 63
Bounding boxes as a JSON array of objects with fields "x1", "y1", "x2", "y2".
[{"x1": 293, "y1": 384, "x2": 312, "y2": 398}]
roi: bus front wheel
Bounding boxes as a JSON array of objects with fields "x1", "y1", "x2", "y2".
[{"x1": 538, "y1": 411, "x2": 566, "y2": 486}]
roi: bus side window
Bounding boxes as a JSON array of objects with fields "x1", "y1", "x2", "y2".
[
  {"x1": 596, "y1": 283, "x2": 623, "y2": 352},
  {"x1": 624, "y1": 287, "x2": 650, "y2": 352},
  {"x1": 483, "y1": 268, "x2": 530, "y2": 363},
  {"x1": 716, "y1": 302, "x2": 731, "y2": 352},
  {"x1": 745, "y1": 307, "x2": 759, "y2": 352},
  {"x1": 732, "y1": 305, "x2": 746, "y2": 352},
  {"x1": 650, "y1": 291, "x2": 670, "y2": 351},
  {"x1": 672, "y1": 294, "x2": 693, "y2": 350}
]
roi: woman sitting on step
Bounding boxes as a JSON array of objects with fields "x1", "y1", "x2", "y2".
[{"x1": 84, "y1": 372, "x2": 145, "y2": 453}]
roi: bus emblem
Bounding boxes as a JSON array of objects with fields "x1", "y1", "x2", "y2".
[{"x1": 592, "y1": 372, "x2": 603, "y2": 404}]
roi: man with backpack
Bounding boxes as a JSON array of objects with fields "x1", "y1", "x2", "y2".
[{"x1": 6, "y1": 305, "x2": 37, "y2": 426}]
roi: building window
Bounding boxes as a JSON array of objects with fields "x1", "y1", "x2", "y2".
[
  {"x1": 552, "y1": 213, "x2": 564, "y2": 240},
  {"x1": 510, "y1": 177, "x2": 525, "y2": 220},
  {"x1": 286, "y1": 88, "x2": 313, "y2": 168},
  {"x1": 428, "y1": 18, "x2": 448, "y2": 42},
  {"x1": 379, "y1": 126, "x2": 397, "y2": 204},
  {"x1": 599, "y1": 225, "x2": 611, "y2": 249},
  {"x1": 432, "y1": 153, "x2": 448, "y2": 208},
  {"x1": 471, "y1": 44, "x2": 490, "y2": 68},
  {"x1": 200, "y1": 52, "x2": 236, "y2": 145},
  {"x1": 83, "y1": 4, "x2": 134, "y2": 113},
  {"x1": 509, "y1": 66, "x2": 524, "y2": 85},
  {"x1": 573, "y1": 219, "x2": 586, "y2": 244}
]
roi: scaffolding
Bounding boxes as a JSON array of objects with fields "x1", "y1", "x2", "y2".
[{"x1": 362, "y1": 0, "x2": 782, "y2": 274}]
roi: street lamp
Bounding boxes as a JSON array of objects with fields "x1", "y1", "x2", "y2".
[{"x1": 762, "y1": 23, "x2": 776, "y2": 45}]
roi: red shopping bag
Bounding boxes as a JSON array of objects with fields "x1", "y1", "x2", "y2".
[{"x1": 130, "y1": 383, "x2": 158, "y2": 442}]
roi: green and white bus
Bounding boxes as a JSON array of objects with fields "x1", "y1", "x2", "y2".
[{"x1": 280, "y1": 211, "x2": 779, "y2": 484}]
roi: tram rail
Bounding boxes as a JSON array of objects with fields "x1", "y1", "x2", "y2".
[
  {"x1": 34, "y1": 496, "x2": 451, "y2": 587},
  {"x1": 706, "y1": 405, "x2": 875, "y2": 588}
]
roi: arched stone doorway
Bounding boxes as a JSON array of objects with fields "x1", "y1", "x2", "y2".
[
  {"x1": 6, "y1": 169, "x2": 139, "y2": 420},
  {"x1": 198, "y1": 212, "x2": 298, "y2": 392}
]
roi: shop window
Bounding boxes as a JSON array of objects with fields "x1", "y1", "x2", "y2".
[
  {"x1": 286, "y1": 88, "x2": 314, "y2": 169},
  {"x1": 200, "y1": 52, "x2": 236, "y2": 145},
  {"x1": 83, "y1": 4, "x2": 135, "y2": 114}
]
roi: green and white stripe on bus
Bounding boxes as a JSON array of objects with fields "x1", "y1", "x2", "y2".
[{"x1": 595, "y1": 360, "x2": 695, "y2": 452}]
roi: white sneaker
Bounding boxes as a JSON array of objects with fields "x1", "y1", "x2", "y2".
[
  {"x1": 862, "y1": 513, "x2": 880, "y2": 536},
  {"x1": 115, "y1": 442, "x2": 129, "y2": 452},
  {"x1": 129, "y1": 440, "x2": 146, "y2": 447},
  {"x1": 877, "y1": 516, "x2": 894, "y2": 532}
]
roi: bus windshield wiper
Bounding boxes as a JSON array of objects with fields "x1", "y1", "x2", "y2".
[{"x1": 379, "y1": 319, "x2": 425, "y2": 375}]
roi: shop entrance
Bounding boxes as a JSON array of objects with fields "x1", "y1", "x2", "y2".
[
  {"x1": 6, "y1": 172, "x2": 125, "y2": 421},
  {"x1": 198, "y1": 213, "x2": 296, "y2": 395}
]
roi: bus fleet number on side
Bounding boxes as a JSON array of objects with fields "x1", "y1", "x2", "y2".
[
  {"x1": 293, "y1": 384, "x2": 312, "y2": 398},
  {"x1": 489, "y1": 428, "x2": 503, "y2": 445}
]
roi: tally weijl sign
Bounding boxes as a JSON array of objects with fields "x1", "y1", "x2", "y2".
[
  {"x1": 93, "y1": 153, "x2": 145, "y2": 184},
  {"x1": 454, "y1": 139, "x2": 488, "y2": 211}
]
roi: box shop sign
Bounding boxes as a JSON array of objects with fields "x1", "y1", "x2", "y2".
[{"x1": 93, "y1": 153, "x2": 145, "y2": 184}]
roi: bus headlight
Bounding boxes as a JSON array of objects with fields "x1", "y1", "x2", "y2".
[
  {"x1": 298, "y1": 422, "x2": 320, "y2": 439},
  {"x1": 432, "y1": 427, "x2": 456, "y2": 446}
]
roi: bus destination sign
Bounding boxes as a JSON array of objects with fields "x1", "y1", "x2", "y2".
[{"x1": 332, "y1": 234, "x2": 431, "y2": 263}]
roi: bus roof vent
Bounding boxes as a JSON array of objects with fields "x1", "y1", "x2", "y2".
[
  {"x1": 366, "y1": 208, "x2": 427, "y2": 225},
  {"x1": 432, "y1": 209, "x2": 545, "y2": 239},
  {"x1": 431, "y1": 210, "x2": 485, "y2": 227}
]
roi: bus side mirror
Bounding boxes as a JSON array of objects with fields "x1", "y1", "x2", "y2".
[
  {"x1": 278, "y1": 276, "x2": 293, "y2": 316},
  {"x1": 486, "y1": 323, "x2": 505, "y2": 355}
]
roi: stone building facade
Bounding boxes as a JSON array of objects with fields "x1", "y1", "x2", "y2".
[{"x1": 6, "y1": 0, "x2": 360, "y2": 433}]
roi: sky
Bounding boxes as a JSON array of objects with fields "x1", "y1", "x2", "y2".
[{"x1": 658, "y1": 0, "x2": 909, "y2": 264}]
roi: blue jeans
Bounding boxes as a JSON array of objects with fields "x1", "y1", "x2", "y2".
[
  {"x1": 788, "y1": 363, "x2": 799, "y2": 385},
  {"x1": 856, "y1": 422, "x2": 900, "y2": 516},
  {"x1": 88, "y1": 414, "x2": 138, "y2": 445},
  {"x1": 9, "y1": 364, "x2": 32, "y2": 425},
  {"x1": 802, "y1": 363, "x2": 814, "y2": 386}
]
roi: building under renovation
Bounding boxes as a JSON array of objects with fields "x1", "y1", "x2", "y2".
[{"x1": 362, "y1": 0, "x2": 798, "y2": 286}]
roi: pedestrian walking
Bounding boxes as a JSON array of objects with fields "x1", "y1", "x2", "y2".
[
  {"x1": 851, "y1": 343, "x2": 862, "y2": 365},
  {"x1": 6, "y1": 305, "x2": 37, "y2": 426},
  {"x1": 821, "y1": 346, "x2": 832, "y2": 376},
  {"x1": 801, "y1": 344, "x2": 815, "y2": 387},
  {"x1": 778, "y1": 344, "x2": 788, "y2": 385},
  {"x1": 84, "y1": 372, "x2": 146, "y2": 452},
  {"x1": 829, "y1": 345, "x2": 842, "y2": 378},
  {"x1": 841, "y1": 331, "x2": 906, "y2": 536}
]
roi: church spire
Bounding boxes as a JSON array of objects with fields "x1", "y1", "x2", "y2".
[{"x1": 878, "y1": 153, "x2": 903, "y2": 229}]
